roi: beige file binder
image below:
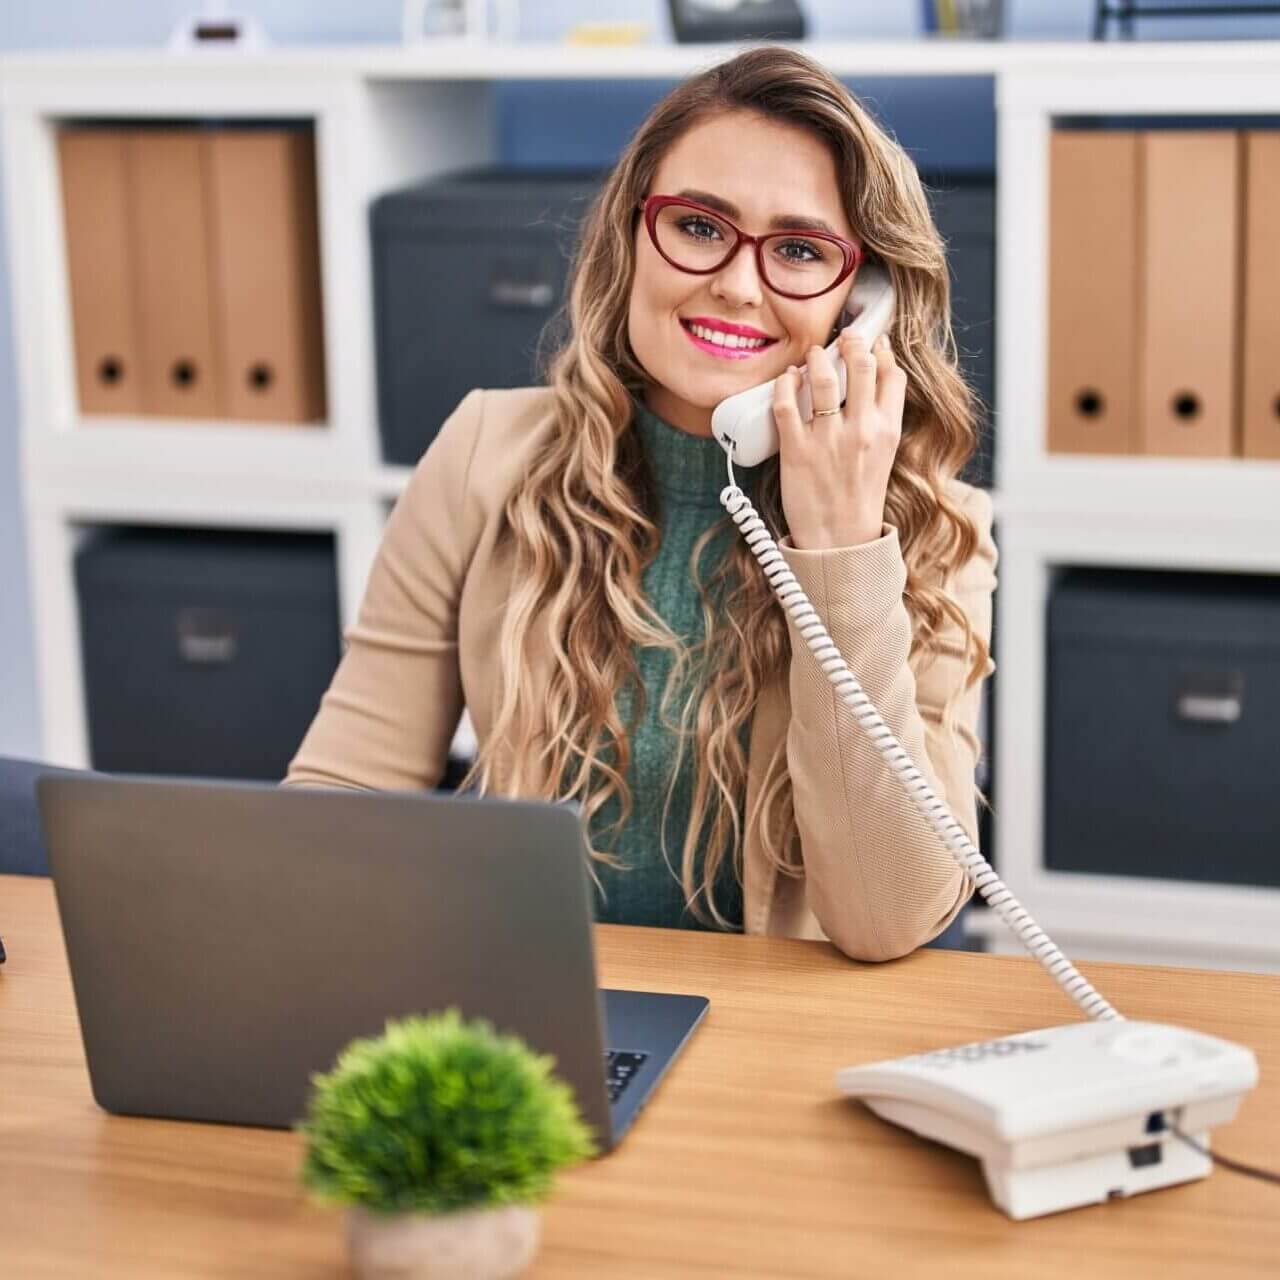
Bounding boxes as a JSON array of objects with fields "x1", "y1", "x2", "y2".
[
  {"x1": 1139, "y1": 131, "x2": 1240, "y2": 458},
  {"x1": 206, "y1": 128, "x2": 326, "y2": 424},
  {"x1": 1047, "y1": 131, "x2": 1142, "y2": 455},
  {"x1": 129, "y1": 128, "x2": 224, "y2": 418},
  {"x1": 1241, "y1": 131, "x2": 1280, "y2": 461},
  {"x1": 57, "y1": 128, "x2": 142, "y2": 415}
]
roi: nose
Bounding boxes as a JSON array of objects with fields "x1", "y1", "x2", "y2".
[{"x1": 709, "y1": 241, "x2": 764, "y2": 310}]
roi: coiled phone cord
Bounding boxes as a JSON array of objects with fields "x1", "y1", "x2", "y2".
[{"x1": 721, "y1": 462, "x2": 1123, "y2": 1024}]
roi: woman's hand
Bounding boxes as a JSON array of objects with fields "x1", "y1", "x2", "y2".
[{"x1": 774, "y1": 328, "x2": 906, "y2": 551}]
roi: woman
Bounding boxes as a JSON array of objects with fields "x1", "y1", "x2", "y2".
[{"x1": 287, "y1": 45, "x2": 998, "y2": 962}]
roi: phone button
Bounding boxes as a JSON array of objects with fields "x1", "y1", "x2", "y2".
[{"x1": 1106, "y1": 1028, "x2": 1195, "y2": 1068}]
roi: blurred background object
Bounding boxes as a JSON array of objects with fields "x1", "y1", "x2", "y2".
[
  {"x1": 1093, "y1": 0, "x2": 1280, "y2": 41},
  {"x1": 922, "y1": 0, "x2": 1005, "y2": 39},
  {"x1": 401, "y1": 0, "x2": 489, "y2": 41},
  {"x1": 371, "y1": 168, "x2": 603, "y2": 466},
  {"x1": 58, "y1": 122, "x2": 325, "y2": 424},
  {"x1": 1046, "y1": 567, "x2": 1278, "y2": 891},
  {"x1": 74, "y1": 527, "x2": 341, "y2": 782},
  {"x1": 665, "y1": 0, "x2": 806, "y2": 43},
  {"x1": 168, "y1": 0, "x2": 270, "y2": 50}
]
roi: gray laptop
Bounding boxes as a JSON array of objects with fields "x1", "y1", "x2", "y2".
[{"x1": 37, "y1": 774, "x2": 708, "y2": 1149}]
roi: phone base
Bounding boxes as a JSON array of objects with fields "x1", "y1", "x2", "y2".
[
  {"x1": 840, "y1": 1021, "x2": 1257, "y2": 1221},
  {"x1": 982, "y1": 1134, "x2": 1210, "y2": 1220},
  {"x1": 865, "y1": 1092, "x2": 1220, "y2": 1219}
]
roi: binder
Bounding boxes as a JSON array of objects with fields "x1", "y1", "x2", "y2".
[
  {"x1": 57, "y1": 128, "x2": 142, "y2": 415},
  {"x1": 1241, "y1": 131, "x2": 1280, "y2": 461},
  {"x1": 1047, "y1": 131, "x2": 1142, "y2": 455},
  {"x1": 129, "y1": 128, "x2": 224, "y2": 418},
  {"x1": 1138, "y1": 131, "x2": 1240, "y2": 458},
  {"x1": 205, "y1": 127, "x2": 326, "y2": 424}
]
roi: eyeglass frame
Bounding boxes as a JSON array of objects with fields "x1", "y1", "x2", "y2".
[{"x1": 637, "y1": 194, "x2": 864, "y2": 301}]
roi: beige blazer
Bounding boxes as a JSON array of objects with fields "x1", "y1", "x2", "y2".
[{"x1": 286, "y1": 387, "x2": 999, "y2": 961}]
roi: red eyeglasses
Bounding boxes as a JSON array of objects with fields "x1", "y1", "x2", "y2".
[{"x1": 638, "y1": 194, "x2": 863, "y2": 301}]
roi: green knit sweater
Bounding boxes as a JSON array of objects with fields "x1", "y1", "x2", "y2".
[{"x1": 589, "y1": 398, "x2": 758, "y2": 932}]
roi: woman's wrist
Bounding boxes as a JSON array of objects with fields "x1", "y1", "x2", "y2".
[{"x1": 790, "y1": 521, "x2": 886, "y2": 551}]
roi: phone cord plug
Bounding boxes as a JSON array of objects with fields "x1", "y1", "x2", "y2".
[{"x1": 720, "y1": 458, "x2": 1123, "y2": 1024}]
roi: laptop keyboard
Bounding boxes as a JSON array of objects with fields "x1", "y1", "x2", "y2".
[{"x1": 603, "y1": 1049, "x2": 649, "y2": 1103}]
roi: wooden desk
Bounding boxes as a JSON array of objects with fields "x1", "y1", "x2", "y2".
[{"x1": 2, "y1": 874, "x2": 1277, "y2": 1278}]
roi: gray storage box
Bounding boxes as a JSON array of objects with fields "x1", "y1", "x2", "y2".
[
  {"x1": 371, "y1": 167, "x2": 604, "y2": 466},
  {"x1": 75, "y1": 527, "x2": 341, "y2": 782},
  {"x1": 1046, "y1": 567, "x2": 1280, "y2": 888}
]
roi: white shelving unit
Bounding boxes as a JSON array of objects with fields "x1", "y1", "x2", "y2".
[
  {"x1": 984, "y1": 52, "x2": 1280, "y2": 973},
  {"x1": 4, "y1": 39, "x2": 1279, "y2": 969}
]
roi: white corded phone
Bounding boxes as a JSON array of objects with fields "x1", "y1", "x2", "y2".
[
  {"x1": 709, "y1": 264, "x2": 1262, "y2": 1220},
  {"x1": 711, "y1": 263, "x2": 898, "y2": 467}
]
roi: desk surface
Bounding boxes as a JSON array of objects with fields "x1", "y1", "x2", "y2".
[{"x1": 2, "y1": 874, "x2": 1278, "y2": 1278}]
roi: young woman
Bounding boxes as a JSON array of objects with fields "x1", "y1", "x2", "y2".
[{"x1": 287, "y1": 45, "x2": 998, "y2": 962}]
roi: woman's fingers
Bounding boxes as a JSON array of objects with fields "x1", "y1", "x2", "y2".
[
  {"x1": 775, "y1": 330, "x2": 902, "y2": 459},
  {"x1": 804, "y1": 344, "x2": 842, "y2": 422},
  {"x1": 772, "y1": 365, "x2": 807, "y2": 455},
  {"x1": 872, "y1": 333, "x2": 907, "y2": 426},
  {"x1": 836, "y1": 329, "x2": 879, "y2": 422}
]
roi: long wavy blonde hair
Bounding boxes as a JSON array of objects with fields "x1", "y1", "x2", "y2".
[{"x1": 463, "y1": 45, "x2": 991, "y2": 926}]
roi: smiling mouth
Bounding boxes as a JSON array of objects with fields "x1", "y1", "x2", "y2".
[{"x1": 679, "y1": 319, "x2": 779, "y2": 360}]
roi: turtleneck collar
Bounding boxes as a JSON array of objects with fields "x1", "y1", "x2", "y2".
[{"x1": 630, "y1": 395, "x2": 758, "y2": 510}]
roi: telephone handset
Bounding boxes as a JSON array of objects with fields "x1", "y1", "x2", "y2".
[
  {"x1": 709, "y1": 273, "x2": 1260, "y2": 1220},
  {"x1": 710, "y1": 262, "x2": 897, "y2": 467}
]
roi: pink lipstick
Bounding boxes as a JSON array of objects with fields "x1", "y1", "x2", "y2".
[{"x1": 679, "y1": 318, "x2": 778, "y2": 361}]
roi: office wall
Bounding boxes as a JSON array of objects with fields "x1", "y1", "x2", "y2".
[{"x1": 3, "y1": 0, "x2": 1278, "y2": 758}]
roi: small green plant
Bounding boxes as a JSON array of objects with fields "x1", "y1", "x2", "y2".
[{"x1": 300, "y1": 1009, "x2": 597, "y2": 1216}]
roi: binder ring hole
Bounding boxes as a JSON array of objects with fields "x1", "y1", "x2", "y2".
[
  {"x1": 1075, "y1": 388, "x2": 1104, "y2": 419},
  {"x1": 97, "y1": 356, "x2": 124, "y2": 386},
  {"x1": 248, "y1": 363, "x2": 274, "y2": 392},
  {"x1": 1172, "y1": 391, "x2": 1201, "y2": 421},
  {"x1": 171, "y1": 359, "x2": 198, "y2": 389},
  {"x1": 1272, "y1": 394, "x2": 1280, "y2": 420}
]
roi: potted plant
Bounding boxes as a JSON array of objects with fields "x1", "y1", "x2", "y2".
[{"x1": 300, "y1": 1009, "x2": 596, "y2": 1279}]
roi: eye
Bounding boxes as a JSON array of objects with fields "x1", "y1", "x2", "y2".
[
  {"x1": 773, "y1": 237, "x2": 828, "y2": 264},
  {"x1": 675, "y1": 215, "x2": 726, "y2": 242}
]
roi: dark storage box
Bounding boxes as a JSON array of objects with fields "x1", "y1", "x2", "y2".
[
  {"x1": 75, "y1": 526, "x2": 341, "y2": 781},
  {"x1": 371, "y1": 167, "x2": 604, "y2": 466},
  {"x1": 1046, "y1": 567, "x2": 1280, "y2": 888},
  {"x1": 667, "y1": 0, "x2": 806, "y2": 42},
  {"x1": 923, "y1": 173, "x2": 996, "y2": 490}
]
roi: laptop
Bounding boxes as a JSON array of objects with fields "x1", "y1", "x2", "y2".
[{"x1": 37, "y1": 774, "x2": 708, "y2": 1150}]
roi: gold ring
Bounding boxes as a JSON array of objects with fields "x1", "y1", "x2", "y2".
[{"x1": 811, "y1": 408, "x2": 841, "y2": 418}]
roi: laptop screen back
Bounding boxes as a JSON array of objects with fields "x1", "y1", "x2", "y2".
[{"x1": 38, "y1": 776, "x2": 614, "y2": 1141}]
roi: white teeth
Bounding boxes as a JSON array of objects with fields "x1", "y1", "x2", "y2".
[{"x1": 688, "y1": 323, "x2": 768, "y2": 349}]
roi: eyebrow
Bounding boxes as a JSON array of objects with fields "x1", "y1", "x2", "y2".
[{"x1": 674, "y1": 188, "x2": 840, "y2": 235}]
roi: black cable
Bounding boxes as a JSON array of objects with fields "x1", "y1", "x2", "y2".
[{"x1": 1172, "y1": 1127, "x2": 1280, "y2": 1187}]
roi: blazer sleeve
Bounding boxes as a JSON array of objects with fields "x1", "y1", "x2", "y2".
[
  {"x1": 779, "y1": 484, "x2": 998, "y2": 962},
  {"x1": 284, "y1": 390, "x2": 486, "y2": 792}
]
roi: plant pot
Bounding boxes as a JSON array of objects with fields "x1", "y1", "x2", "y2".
[{"x1": 346, "y1": 1203, "x2": 541, "y2": 1280}]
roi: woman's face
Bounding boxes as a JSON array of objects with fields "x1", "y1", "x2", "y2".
[{"x1": 629, "y1": 109, "x2": 860, "y2": 437}]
